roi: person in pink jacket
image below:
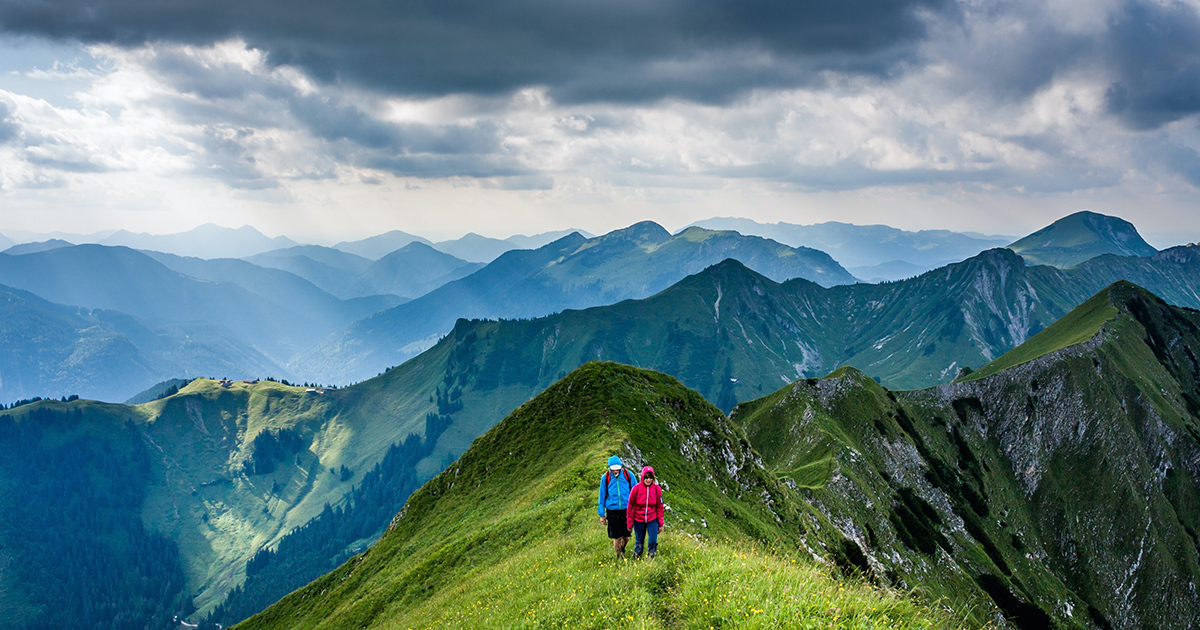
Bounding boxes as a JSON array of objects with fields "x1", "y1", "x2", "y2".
[{"x1": 626, "y1": 466, "x2": 664, "y2": 559}]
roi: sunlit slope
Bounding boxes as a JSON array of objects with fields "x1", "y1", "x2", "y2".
[
  {"x1": 135, "y1": 369, "x2": 452, "y2": 614},
  {"x1": 734, "y1": 281, "x2": 1200, "y2": 630},
  {"x1": 1007, "y1": 211, "x2": 1157, "y2": 268},
  {"x1": 958, "y1": 285, "x2": 1119, "y2": 381},
  {"x1": 0, "y1": 363, "x2": 453, "y2": 625},
  {"x1": 238, "y1": 362, "x2": 966, "y2": 630}
]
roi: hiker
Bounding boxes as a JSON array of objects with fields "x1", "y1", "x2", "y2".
[
  {"x1": 597, "y1": 455, "x2": 635, "y2": 557},
  {"x1": 626, "y1": 466, "x2": 664, "y2": 559}
]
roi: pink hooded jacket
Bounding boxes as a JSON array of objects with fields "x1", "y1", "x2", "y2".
[{"x1": 626, "y1": 466, "x2": 664, "y2": 530}]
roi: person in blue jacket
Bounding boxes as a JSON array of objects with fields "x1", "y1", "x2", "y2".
[{"x1": 598, "y1": 455, "x2": 635, "y2": 557}]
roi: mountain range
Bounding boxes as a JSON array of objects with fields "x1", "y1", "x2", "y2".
[
  {"x1": 241, "y1": 242, "x2": 480, "y2": 301},
  {"x1": 0, "y1": 283, "x2": 280, "y2": 403},
  {"x1": 295, "y1": 222, "x2": 857, "y2": 384},
  {"x1": 691, "y1": 215, "x2": 1013, "y2": 280},
  {"x1": 0, "y1": 215, "x2": 1189, "y2": 628},
  {"x1": 0, "y1": 211, "x2": 1171, "y2": 407},
  {"x1": 238, "y1": 280, "x2": 1200, "y2": 630},
  {"x1": 100, "y1": 224, "x2": 302, "y2": 259}
]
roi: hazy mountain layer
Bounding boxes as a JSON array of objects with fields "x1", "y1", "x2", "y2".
[
  {"x1": 692, "y1": 216, "x2": 1011, "y2": 268},
  {"x1": 348, "y1": 242, "x2": 483, "y2": 299},
  {"x1": 100, "y1": 224, "x2": 299, "y2": 259},
  {"x1": 432, "y1": 232, "x2": 518, "y2": 263},
  {"x1": 246, "y1": 243, "x2": 477, "y2": 301},
  {"x1": 0, "y1": 244, "x2": 382, "y2": 368},
  {"x1": 1006, "y1": 211, "x2": 1157, "y2": 268},
  {"x1": 332, "y1": 230, "x2": 433, "y2": 260},
  {"x1": 0, "y1": 282, "x2": 285, "y2": 403},
  {"x1": 504, "y1": 228, "x2": 593, "y2": 249},
  {"x1": 2, "y1": 239, "x2": 75, "y2": 256},
  {"x1": 297, "y1": 222, "x2": 857, "y2": 384},
  {"x1": 244, "y1": 246, "x2": 376, "y2": 300},
  {"x1": 143, "y1": 251, "x2": 403, "y2": 331}
]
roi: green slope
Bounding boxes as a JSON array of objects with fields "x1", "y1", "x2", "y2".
[
  {"x1": 734, "y1": 282, "x2": 1200, "y2": 630},
  {"x1": 959, "y1": 284, "x2": 1120, "y2": 381},
  {"x1": 236, "y1": 362, "x2": 964, "y2": 630},
  {"x1": 0, "y1": 369, "x2": 448, "y2": 625},
  {"x1": 1006, "y1": 211, "x2": 1157, "y2": 268}
]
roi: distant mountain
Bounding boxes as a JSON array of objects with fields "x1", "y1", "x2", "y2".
[
  {"x1": 296, "y1": 222, "x2": 857, "y2": 383},
  {"x1": 244, "y1": 246, "x2": 375, "y2": 300},
  {"x1": 331, "y1": 230, "x2": 433, "y2": 260},
  {"x1": 291, "y1": 245, "x2": 1200, "y2": 478},
  {"x1": 2, "y1": 238, "x2": 74, "y2": 255},
  {"x1": 348, "y1": 242, "x2": 482, "y2": 299},
  {"x1": 143, "y1": 251, "x2": 403, "y2": 332},
  {"x1": 847, "y1": 259, "x2": 932, "y2": 282},
  {"x1": 505, "y1": 228, "x2": 593, "y2": 249},
  {"x1": 0, "y1": 232, "x2": 12, "y2": 250},
  {"x1": 691, "y1": 216, "x2": 1010, "y2": 269},
  {"x1": 100, "y1": 224, "x2": 300, "y2": 259},
  {"x1": 2, "y1": 229, "x2": 117, "y2": 244},
  {"x1": 432, "y1": 232, "x2": 517, "y2": 263},
  {"x1": 0, "y1": 244, "x2": 331, "y2": 361},
  {"x1": 0, "y1": 283, "x2": 284, "y2": 402},
  {"x1": 1006, "y1": 210, "x2": 1158, "y2": 268}
]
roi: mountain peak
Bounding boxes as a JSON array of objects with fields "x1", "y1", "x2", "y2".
[
  {"x1": 1007, "y1": 211, "x2": 1157, "y2": 268},
  {"x1": 611, "y1": 220, "x2": 671, "y2": 244}
]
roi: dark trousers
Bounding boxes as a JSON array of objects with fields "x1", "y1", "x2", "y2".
[{"x1": 632, "y1": 520, "x2": 659, "y2": 557}]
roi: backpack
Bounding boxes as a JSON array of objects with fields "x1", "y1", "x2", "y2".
[{"x1": 603, "y1": 469, "x2": 633, "y2": 506}]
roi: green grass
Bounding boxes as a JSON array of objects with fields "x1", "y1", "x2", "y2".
[
  {"x1": 236, "y1": 363, "x2": 968, "y2": 630},
  {"x1": 375, "y1": 533, "x2": 953, "y2": 630},
  {"x1": 959, "y1": 285, "x2": 1119, "y2": 382}
]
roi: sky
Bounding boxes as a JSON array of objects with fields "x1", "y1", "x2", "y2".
[{"x1": 0, "y1": 0, "x2": 1198, "y2": 245}]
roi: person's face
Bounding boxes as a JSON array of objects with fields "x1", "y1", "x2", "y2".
[{"x1": 643, "y1": 475, "x2": 653, "y2": 485}]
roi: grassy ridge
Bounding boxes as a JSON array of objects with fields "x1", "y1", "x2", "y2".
[
  {"x1": 959, "y1": 284, "x2": 1119, "y2": 381},
  {"x1": 237, "y1": 362, "x2": 967, "y2": 630},
  {"x1": 735, "y1": 282, "x2": 1200, "y2": 630}
]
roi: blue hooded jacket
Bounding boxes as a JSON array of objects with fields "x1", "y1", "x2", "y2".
[{"x1": 597, "y1": 457, "x2": 635, "y2": 515}]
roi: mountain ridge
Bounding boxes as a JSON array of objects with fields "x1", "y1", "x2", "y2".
[
  {"x1": 1006, "y1": 211, "x2": 1157, "y2": 268},
  {"x1": 296, "y1": 222, "x2": 857, "y2": 384}
]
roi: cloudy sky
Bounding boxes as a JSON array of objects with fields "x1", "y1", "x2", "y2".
[{"x1": 0, "y1": 0, "x2": 1198, "y2": 244}]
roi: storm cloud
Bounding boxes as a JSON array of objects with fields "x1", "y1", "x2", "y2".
[
  {"x1": 0, "y1": 0, "x2": 951, "y2": 103},
  {"x1": 0, "y1": 0, "x2": 1198, "y2": 241}
]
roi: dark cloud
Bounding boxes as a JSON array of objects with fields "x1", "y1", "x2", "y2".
[
  {"x1": 0, "y1": 0, "x2": 952, "y2": 103},
  {"x1": 1103, "y1": 1, "x2": 1200, "y2": 129}
]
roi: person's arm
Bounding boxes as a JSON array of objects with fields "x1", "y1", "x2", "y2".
[
  {"x1": 598, "y1": 477, "x2": 606, "y2": 519},
  {"x1": 657, "y1": 488, "x2": 665, "y2": 527},
  {"x1": 626, "y1": 485, "x2": 638, "y2": 531}
]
